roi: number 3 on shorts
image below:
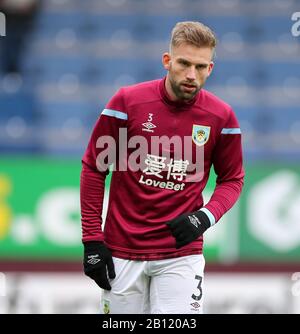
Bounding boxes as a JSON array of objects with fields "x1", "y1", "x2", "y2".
[{"x1": 192, "y1": 275, "x2": 203, "y2": 301}]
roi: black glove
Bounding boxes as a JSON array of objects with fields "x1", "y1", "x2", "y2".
[
  {"x1": 83, "y1": 241, "x2": 116, "y2": 290},
  {"x1": 166, "y1": 210, "x2": 211, "y2": 249}
]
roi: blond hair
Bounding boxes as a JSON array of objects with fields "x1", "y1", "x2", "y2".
[{"x1": 170, "y1": 21, "x2": 217, "y2": 52}]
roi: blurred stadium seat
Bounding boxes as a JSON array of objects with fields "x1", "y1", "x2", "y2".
[{"x1": 0, "y1": 0, "x2": 297, "y2": 158}]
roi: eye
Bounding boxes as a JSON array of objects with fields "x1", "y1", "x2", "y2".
[
  {"x1": 196, "y1": 64, "x2": 207, "y2": 70},
  {"x1": 179, "y1": 60, "x2": 189, "y2": 67}
]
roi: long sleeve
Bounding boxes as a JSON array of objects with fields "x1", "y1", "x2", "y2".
[
  {"x1": 80, "y1": 88, "x2": 127, "y2": 242},
  {"x1": 203, "y1": 109, "x2": 245, "y2": 224},
  {"x1": 80, "y1": 161, "x2": 106, "y2": 242}
]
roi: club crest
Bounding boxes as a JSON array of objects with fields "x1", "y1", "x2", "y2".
[{"x1": 192, "y1": 125, "x2": 210, "y2": 146}]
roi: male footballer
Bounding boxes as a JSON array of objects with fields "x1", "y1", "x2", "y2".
[{"x1": 80, "y1": 21, "x2": 244, "y2": 314}]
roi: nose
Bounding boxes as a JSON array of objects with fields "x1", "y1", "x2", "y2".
[{"x1": 186, "y1": 66, "x2": 196, "y2": 81}]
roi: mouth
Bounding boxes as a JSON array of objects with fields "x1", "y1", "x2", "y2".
[{"x1": 181, "y1": 83, "x2": 197, "y2": 92}]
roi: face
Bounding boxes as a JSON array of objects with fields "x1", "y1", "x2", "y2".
[{"x1": 162, "y1": 43, "x2": 214, "y2": 101}]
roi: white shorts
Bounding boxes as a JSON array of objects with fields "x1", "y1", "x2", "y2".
[{"x1": 100, "y1": 254, "x2": 205, "y2": 314}]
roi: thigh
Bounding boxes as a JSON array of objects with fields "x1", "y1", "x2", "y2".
[
  {"x1": 150, "y1": 255, "x2": 205, "y2": 314},
  {"x1": 100, "y1": 257, "x2": 150, "y2": 314}
]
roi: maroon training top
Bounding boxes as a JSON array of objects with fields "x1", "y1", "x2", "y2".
[{"x1": 81, "y1": 77, "x2": 244, "y2": 260}]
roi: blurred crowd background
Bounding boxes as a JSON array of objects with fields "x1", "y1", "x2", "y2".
[{"x1": 0, "y1": 0, "x2": 300, "y2": 313}]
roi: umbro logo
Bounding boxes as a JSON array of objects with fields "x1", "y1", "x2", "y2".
[
  {"x1": 142, "y1": 122, "x2": 156, "y2": 132},
  {"x1": 87, "y1": 255, "x2": 101, "y2": 265},
  {"x1": 142, "y1": 113, "x2": 156, "y2": 133},
  {"x1": 188, "y1": 215, "x2": 201, "y2": 228},
  {"x1": 190, "y1": 302, "x2": 201, "y2": 309}
]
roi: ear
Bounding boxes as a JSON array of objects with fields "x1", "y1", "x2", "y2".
[
  {"x1": 207, "y1": 61, "x2": 214, "y2": 77},
  {"x1": 162, "y1": 52, "x2": 171, "y2": 70}
]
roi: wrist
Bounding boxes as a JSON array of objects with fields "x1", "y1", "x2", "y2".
[
  {"x1": 83, "y1": 241, "x2": 104, "y2": 252},
  {"x1": 199, "y1": 208, "x2": 216, "y2": 227}
]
